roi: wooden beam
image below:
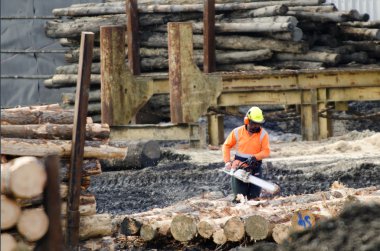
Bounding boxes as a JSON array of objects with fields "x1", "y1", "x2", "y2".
[
  {"x1": 126, "y1": 0, "x2": 140, "y2": 75},
  {"x1": 66, "y1": 31, "x2": 94, "y2": 250},
  {"x1": 203, "y1": 0, "x2": 216, "y2": 73},
  {"x1": 317, "y1": 88, "x2": 332, "y2": 139}
]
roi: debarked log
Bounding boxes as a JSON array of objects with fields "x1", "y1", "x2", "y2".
[
  {"x1": 0, "y1": 138, "x2": 128, "y2": 159},
  {"x1": 140, "y1": 219, "x2": 172, "y2": 241},
  {"x1": 170, "y1": 214, "x2": 198, "y2": 242},
  {"x1": 189, "y1": 22, "x2": 294, "y2": 33},
  {"x1": 1, "y1": 195, "x2": 21, "y2": 230},
  {"x1": 1, "y1": 107, "x2": 92, "y2": 125},
  {"x1": 1, "y1": 156, "x2": 47, "y2": 199},
  {"x1": 17, "y1": 208, "x2": 49, "y2": 242},
  {"x1": 244, "y1": 214, "x2": 273, "y2": 241},
  {"x1": 274, "y1": 51, "x2": 341, "y2": 65},
  {"x1": 0, "y1": 123, "x2": 109, "y2": 140},
  {"x1": 1, "y1": 233, "x2": 17, "y2": 251},
  {"x1": 62, "y1": 214, "x2": 113, "y2": 240},
  {"x1": 100, "y1": 140, "x2": 161, "y2": 171},
  {"x1": 247, "y1": 4, "x2": 288, "y2": 17}
]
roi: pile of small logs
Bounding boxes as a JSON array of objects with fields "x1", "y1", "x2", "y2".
[
  {"x1": 78, "y1": 185, "x2": 379, "y2": 249},
  {"x1": 43, "y1": 0, "x2": 380, "y2": 122},
  {"x1": 1, "y1": 156, "x2": 49, "y2": 251}
]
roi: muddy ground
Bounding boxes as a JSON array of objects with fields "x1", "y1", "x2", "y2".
[{"x1": 88, "y1": 101, "x2": 380, "y2": 250}]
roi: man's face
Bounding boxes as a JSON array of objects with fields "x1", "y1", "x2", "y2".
[{"x1": 248, "y1": 120, "x2": 261, "y2": 133}]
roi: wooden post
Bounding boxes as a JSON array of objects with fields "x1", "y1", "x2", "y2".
[
  {"x1": 66, "y1": 31, "x2": 94, "y2": 250},
  {"x1": 100, "y1": 25, "x2": 127, "y2": 125},
  {"x1": 318, "y1": 88, "x2": 332, "y2": 139},
  {"x1": 301, "y1": 89, "x2": 319, "y2": 141},
  {"x1": 203, "y1": 0, "x2": 216, "y2": 73},
  {"x1": 126, "y1": 0, "x2": 140, "y2": 75},
  {"x1": 36, "y1": 155, "x2": 63, "y2": 251},
  {"x1": 207, "y1": 114, "x2": 224, "y2": 146}
]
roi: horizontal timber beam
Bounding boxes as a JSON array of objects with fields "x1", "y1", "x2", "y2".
[{"x1": 110, "y1": 123, "x2": 206, "y2": 147}]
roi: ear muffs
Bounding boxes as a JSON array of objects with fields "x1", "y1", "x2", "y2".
[{"x1": 244, "y1": 116, "x2": 249, "y2": 125}]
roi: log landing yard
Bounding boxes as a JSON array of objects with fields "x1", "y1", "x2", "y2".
[{"x1": 1, "y1": 0, "x2": 380, "y2": 250}]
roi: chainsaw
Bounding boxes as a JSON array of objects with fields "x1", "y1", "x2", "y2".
[{"x1": 221, "y1": 159, "x2": 280, "y2": 194}]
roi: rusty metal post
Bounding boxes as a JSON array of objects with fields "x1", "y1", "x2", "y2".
[
  {"x1": 168, "y1": 23, "x2": 184, "y2": 123},
  {"x1": 66, "y1": 31, "x2": 94, "y2": 250},
  {"x1": 126, "y1": 0, "x2": 141, "y2": 75},
  {"x1": 203, "y1": 0, "x2": 216, "y2": 73},
  {"x1": 100, "y1": 25, "x2": 128, "y2": 125}
]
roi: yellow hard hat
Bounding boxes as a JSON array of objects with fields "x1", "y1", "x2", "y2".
[{"x1": 246, "y1": 106, "x2": 265, "y2": 123}]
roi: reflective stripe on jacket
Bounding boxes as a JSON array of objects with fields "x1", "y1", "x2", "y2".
[{"x1": 222, "y1": 125, "x2": 270, "y2": 163}]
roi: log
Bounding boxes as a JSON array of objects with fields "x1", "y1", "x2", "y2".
[
  {"x1": 212, "y1": 229, "x2": 227, "y2": 245},
  {"x1": 287, "y1": 10, "x2": 364, "y2": 23},
  {"x1": 288, "y1": 5, "x2": 337, "y2": 13},
  {"x1": 269, "y1": 60, "x2": 324, "y2": 70},
  {"x1": 62, "y1": 102, "x2": 101, "y2": 115},
  {"x1": 340, "y1": 51, "x2": 369, "y2": 64},
  {"x1": 62, "y1": 91, "x2": 101, "y2": 104},
  {"x1": 3, "y1": 104, "x2": 61, "y2": 112},
  {"x1": 223, "y1": 216, "x2": 245, "y2": 242},
  {"x1": 265, "y1": 28, "x2": 303, "y2": 42},
  {"x1": 140, "y1": 219, "x2": 171, "y2": 241},
  {"x1": 61, "y1": 201, "x2": 96, "y2": 216},
  {"x1": 1, "y1": 138, "x2": 128, "y2": 159},
  {"x1": 1, "y1": 195, "x2": 21, "y2": 230},
  {"x1": 170, "y1": 214, "x2": 198, "y2": 242},
  {"x1": 343, "y1": 41, "x2": 380, "y2": 54},
  {"x1": 1, "y1": 157, "x2": 47, "y2": 199},
  {"x1": 247, "y1": 4, "x2": 288, "y2": 17},
  {"x1": 222, "y1": 16, "x2": 299, "y2": 26},
  {"x1": 17, "y1": 208, "x2": 49, "y2": 242},
  {"x1": 290, "y1": 210, "x2": 316, "y2": 232},
  {"x1": 0, "y1": 108, "x2": 91, "y2": 125},
  {"x1": 0, "y1": 123, "x2": 110, "y2": 140},
  {"x1": 197, "y1": 217, "x2": 230, "y2": 241},
  {"x1": 120, "y1": 217, "x2": 143, "y2": 236},
  {"x1": 217, "y1": 63, "x2": 272, "y2": 71},
  {"x1": 43, "y1": 74, "x2": 101, "y2": 88},
  {"x1": 245, "y1": 214, "x2": 273, "y2": 241},
  {"x1": 272, "y1": 222, "x2": 291, "y2": 244},
  {"x1": 343, "y1": 20, "x2": 380, "y2": 28},
  {"x1": 100, "y1": 140, "x2": 161, "y2": 171},
  {"x1": 274, "y1": 51, "x2": 341, "y2": 65},
  {"x1": 79, "y1": 214, "x2": 113, "y2": 240},
  {"x1": 60, "y1": 159, "x2": 102, "y2": 181},
  {"x1": 339, "y1": 26, "x2": 380, "y2": 41},
  {"x1": 1, "y1": 233, "x2": 17, "y2": 251}
]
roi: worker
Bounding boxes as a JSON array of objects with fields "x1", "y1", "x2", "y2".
[{"x1": 222, "y1": 106, "x2": 270, "y2": 201}]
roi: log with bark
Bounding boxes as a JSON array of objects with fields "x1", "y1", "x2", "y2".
[
  {"x1": 17, "y1": 208, "x2": 49, "y2": 242},
  {"x1": 0, "y1": 123, "x2": 109, "y2": 141},
  {"x1": 62, "y1": 91, "x2": 101, "y2": 104},
  {"x1": 1, "y1": 195, "x2": 21, "y2": 230},
  {"x1": 274, "y1": 51, "x2": 341, "y2": 65},
  {"x1": 60, "y1": 159, "x2": 102, "y2": 181},
  {"x1": 1, "y1": 107, "x2": 91, "y2": 125},
  {"x1": 1, "y1": 156, "x2": 47, "y2": 199},
  {"x1": 1, "y1": 138, "x2": 127, "y2": 159},
  {"x1": 100, "y1": 140, "x2": 161, "y2": 170},
  {"x1": 339, "y1": 26, "x2": 380, "y2": 40},
  {"x1": 343, "y1": 20, "x2": 380, "y2": 28},
  {"x1": 44, "y1": 74, "x2": 101, "y2": 88}
]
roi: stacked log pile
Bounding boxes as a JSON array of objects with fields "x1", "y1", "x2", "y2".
[
  {"x1": 77, "y1": 185, "x2": 379, "y2": 249},
  {"x1": 1, "y1": 156, "x2": 49, "y2": 251},
  {"x1": 0, "y1": 104, "x2": 129, "y2": 242},
  {"x1": 43, "y1": 0, "x2": 380, "y2": 122}
]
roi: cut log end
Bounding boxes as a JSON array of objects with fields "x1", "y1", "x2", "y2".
[
  {"x1": 1, "y1": 195, "x2": 21, "y2": 230},
  {"x1": 140, "y1": 224, "x2": 157, "y2": 241},
  {"x1": 197, "y1": 221, "x2": 214, "y2": 239},
  {"x1": 212, "y1": 229, "x2": 227, "y2": 245},
  {"x1": 17, "y1": 208, "x2": 49, "y2": 242},
  {"x1": 245, "y1": 214, "x2": 272, "y2": 241},
  {"x1": 223, "y1": 216, "x2": 245, "y2": 242},
  {"x1": 290, "y1": 210, "x2": 316, "y2": 232},
  {"x1": 1, "y1": 233, "x2": 17, "y2": 251},
  {"x1": 170, "y1": 214, "x2": 197, "y2": 242},
  {"x1": 120, "y1": 217, "x2": 142, "y2": 236}
]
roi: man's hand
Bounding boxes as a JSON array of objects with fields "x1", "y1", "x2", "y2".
[{"x1": 224, "y1": 161, "x2": 232, "y2": 170}]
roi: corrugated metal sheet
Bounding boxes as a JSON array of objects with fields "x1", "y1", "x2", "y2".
[{"x1": 326, "y1": 0, "x2": 380, "y2": 20}]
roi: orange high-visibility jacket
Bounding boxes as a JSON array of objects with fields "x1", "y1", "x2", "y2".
[{"x1": 222, "y1": 125, "x2": 270, "y2": 163}]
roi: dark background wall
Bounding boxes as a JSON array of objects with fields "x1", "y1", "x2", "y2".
[{"x1": 1, "y1": 0, "x2": 103, "y2": 108}]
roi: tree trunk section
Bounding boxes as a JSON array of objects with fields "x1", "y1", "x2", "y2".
[
  {"x1": 1, "y1": 195, "x2": 21, "y2": 230},
  {"x1": 170, "y1": 214, "x2": 198, "y2": 242},
  {"x1": 0, "y1": 123, "x2": 109, "y2": 140},
  {"x1": 100, "y1": 140, "x2": 161, "y2": 170},
  {"x1": 60, "y1": 159, "x2": 102, "y2": 181},
  {"x1": 1, "y1": 157, "x2": 47, "y2": 199},
  {"x1": 223, "y1": 216, "x2": 245, "y2": 242},
  {"x1": 140, "y1": 219, "x2": 171, "y2": 241},
  {"x1": 1, "y1": 233, "x2": 17, "y2": 251},
  {"x1": 245, "y1": 214, "x2": 273, "y2": 241},
  {"x1": 1, "y1": 138, "x2": 127, "y2": 159},
  {"x1": 272, "y1": 222, "x2": 291, "y2": 244},
  {"x1": 248, "y1": 4, "x2": 288, "y2": 17},
  {"x1": 17, "y1": 208, "x2": 49, "y2": 242},
  {"x1": 274, "y1": 51, "x2": 341, "y2": 65}
]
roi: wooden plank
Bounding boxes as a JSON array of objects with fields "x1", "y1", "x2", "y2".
[
  {"x1": 207, "y1": 114, "x2": 224, "y2": 146},
  {"x1": 66, "y1": 31, "x2": 94, "y2": 250},
  {"x1": 317, "y1": 88, "x2": 331, "y2": 139},
  {"x1": 203, "y1": 0, "x2": 216, "y2": 73},
  {"x1": 126, "y1": 0, "x2": 140, "y2": 75}
]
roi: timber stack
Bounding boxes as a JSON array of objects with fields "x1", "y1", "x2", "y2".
[
  {"x1": 0, "y1": 104, "x2": 130, "y2": 243},
  {"x1": 78, "y1": 185, "x2": 380, "y2": 249},
  {"x1": 43, "y1": 0, "x2": 380, "y2": 123}
]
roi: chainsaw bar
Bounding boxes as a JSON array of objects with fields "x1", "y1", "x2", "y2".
[{"x1": 222, "y1": 168, "x2": 280, "y2": 194}]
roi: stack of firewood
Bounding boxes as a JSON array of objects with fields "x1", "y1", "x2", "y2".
[
  {"x1": 42, "y1": 0, "x2": 380, "y2": 122},
  {"x1": 77, "y1": 185, "x2": 379, "y2": 249},
  {"x1": 1, "y1": 156, "x2": 49, "y2": 251},
  {"x1": 0, "y1": 104, "x2": 130, "y2": 242}
]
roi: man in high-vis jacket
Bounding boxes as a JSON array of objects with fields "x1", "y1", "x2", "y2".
[{"x1": 222, "y1": 106, "x2": 270, "y2": 201}]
